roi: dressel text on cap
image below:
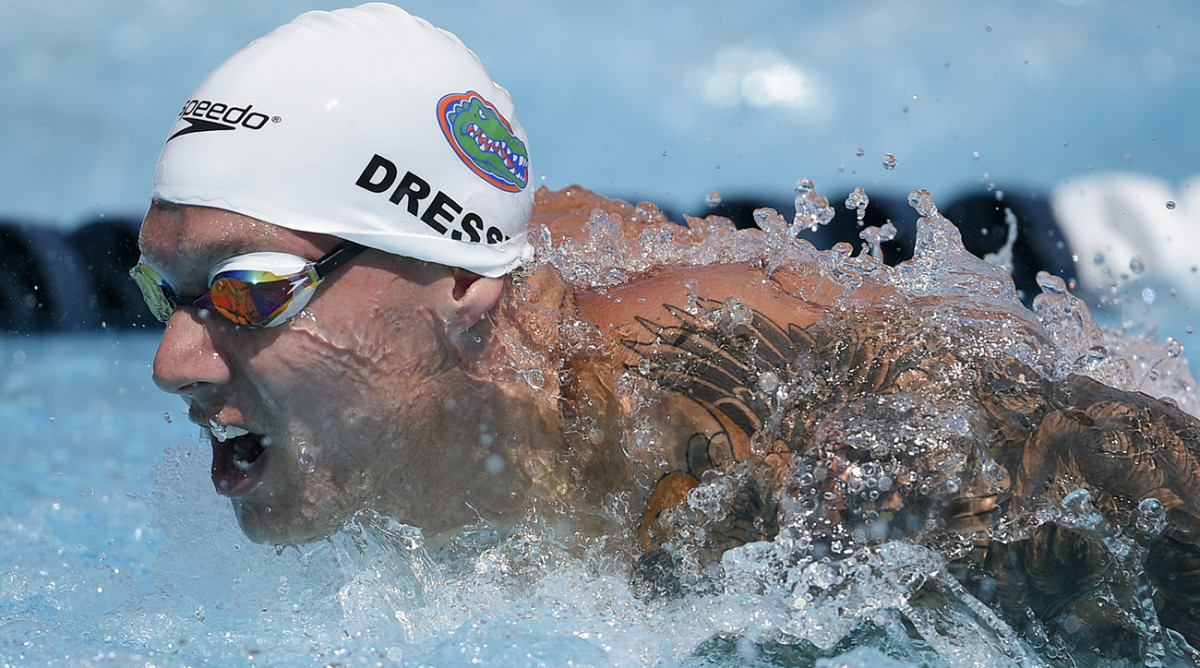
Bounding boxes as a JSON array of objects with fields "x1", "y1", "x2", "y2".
[{"x1": 355, "y1": 153, "x2": 510, "y2": 245}]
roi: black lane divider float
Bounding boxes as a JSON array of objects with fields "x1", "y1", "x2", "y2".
[
  {"x1": 0, "y1": 189, "x2": 1073, "y2": 333},
  {"x1": 0, "y1": 216, "x2": 155, "y2": 333},
  {"x1": 700, "y1": 187, "x2": 1072, "y2": 304}
]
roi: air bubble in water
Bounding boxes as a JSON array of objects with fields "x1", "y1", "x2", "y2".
[
  {"x1": 1166, "y1": 200, "x2": 1176, "y2": 210},
  {"x1": 163, "y1": 412, "x2": 173, "y2": 424},
  {"x1": 882, "y1": 153, "x2": 898, "y2": 170},
  {"x1": 856, "y1": 148, "x2": 865, "y2": 157},
  {"x1": 705, "y1": 191, "x2": 722, "y2": 208},
  {"x1": 1142, "y1": 287, "x2": 1156, "y2": 305},
  {"x1": 1129, "y1": 256, "x2": 1145, "y2": 274}
]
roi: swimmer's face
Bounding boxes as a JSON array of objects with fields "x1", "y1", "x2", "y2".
[{"x1": 139, "y1": 203, "x2": 472, "y2": 544}]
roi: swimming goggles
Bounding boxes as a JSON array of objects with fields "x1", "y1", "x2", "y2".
[{"x1": 129, "y1": 241, "x2": 366, "y2": 328}]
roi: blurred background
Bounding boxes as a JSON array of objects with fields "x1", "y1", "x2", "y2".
[{"x1": 2, "y1": 0, "x2": 1198, "y2": 338}]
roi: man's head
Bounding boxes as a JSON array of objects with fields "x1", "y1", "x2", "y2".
[
  {"x1": 134, "y1": 4, "x2": 535, "y2": 544},
  {"x1": 153, "y1": 2, "x2": 533, "y2": 276}
]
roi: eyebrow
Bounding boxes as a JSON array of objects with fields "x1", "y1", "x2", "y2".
[{"x1": 200, "y1": 238, "x2": 262, "y2": 268}]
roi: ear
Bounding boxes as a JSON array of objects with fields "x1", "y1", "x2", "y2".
[{"x1": 447, "y1": 268, "x2": 504, "y2": 333}]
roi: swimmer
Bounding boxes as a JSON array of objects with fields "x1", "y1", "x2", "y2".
[{"x1": 133, "y1": 3, "x2": 1200, "y2": 658}]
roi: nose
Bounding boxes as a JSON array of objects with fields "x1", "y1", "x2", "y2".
[{"x1": 152, "y1": 309, "x2": 233, "y2": 395}]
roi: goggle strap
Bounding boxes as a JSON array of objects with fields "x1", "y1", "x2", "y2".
[{"x1": 314, "y1": 241, "x2": 368, "y2": 280}]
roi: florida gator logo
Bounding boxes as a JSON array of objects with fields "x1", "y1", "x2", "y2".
[{"x1": 437, "y1": 92, "x2": 529, "y2": 193}]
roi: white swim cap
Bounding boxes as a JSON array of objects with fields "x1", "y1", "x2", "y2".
[{"x1": 152, "y1": 3, "x2": 534, "y2": 277}]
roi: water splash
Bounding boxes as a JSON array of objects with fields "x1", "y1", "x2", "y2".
[
  {"x1": 44, "y1": 182, "x2": 1200, "y2": 668},
  {"x1": 793, "y1": 178, "x2": 836, "y2": 232},
  {"x1": 844, "y1": 185, "x2": 869, "y2": 223},
  {"x1": 859, "y1": 221, "x2": 896, "y2": 261}
]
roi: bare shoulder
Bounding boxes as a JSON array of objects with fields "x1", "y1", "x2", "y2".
[
  {"x1": 529, "y1": 185, "x2": 898, "y2": 338},
  {"x1": 530, "y1": 185, "x2": 643, "y2": 242},
  {"x1": 576, "y1": 262, "x2": 897, "y2": 351}
]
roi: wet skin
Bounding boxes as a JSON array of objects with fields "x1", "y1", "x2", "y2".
[
  {"x1": 142, "y1": 187, "x2": 1200, "y2": 653},
  {"x1": 140, "y1": 203, "x2": 564, "y2": 545}
]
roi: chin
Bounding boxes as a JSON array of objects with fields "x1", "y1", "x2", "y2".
[{"x1": 232, "y1": 498, "x2": 345, "y2": 546}]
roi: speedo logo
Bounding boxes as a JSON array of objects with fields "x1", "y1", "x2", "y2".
[{"x1": 167, "y1": 99, "x2": 280, "y2": 141}]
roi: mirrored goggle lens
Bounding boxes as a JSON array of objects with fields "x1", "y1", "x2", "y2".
[
  {"x1": 129, "y1": 262, "x2": 176, "y2": 323},
  {"x1": 195, "y1": 269, "x2": 319, "y2": 327}
]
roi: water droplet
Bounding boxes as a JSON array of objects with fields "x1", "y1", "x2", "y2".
[
  {"x1": 485, "y1": 453, "x2": 505, "y2": 476},
  {"x1": 844, "y1": 186, "x2": 869, "y2": 222},
  {"x1": 856, "y1": 148, "x2": 865, "y2": 157},
  {"x1": 793, "y1": 179, "x2": 835, "y2": 230},
  {"x1": 1036, "y1": 271, "x2": 1065, "y2": 297},
  {"x1": 1061, "y1": 487, "x2": 1093, "y2": 517},
  {"x1": 907, "y1": 189, "x2": 938, "y2": 217},
  {"x1": 1166, "y1": 200, "x2": 1176, "y2": 210},
  {"x1": 723, "y1": 296, "x2": 753, "y2": 327},
  {"x1": 1086, "y1": 345, "x2": 1108, "y2": 361},
  {"x1": 882, "y1": 153, "x2": 898, "y2": 170},
  {"x1": 982, "y1": 459, "x2": 1005, "y2": 487},
  {"x1": 705, "y1": 191, "x2": 722, "y2": 208},
  {"x1": 1129, "y1": 256, "x2": 1145, "y2": 274},
  {"x1": 1136, "y1": 497, "x2": 1166, "y2": 537},
  {"x1": 1164, "y1": 337, "x2": 1184, "y2": 358},
  {"x1": 297, "y1": 446, "x2": 316, "y2": 474},
  {"x1": 859, "y1": 222, "x2": 897, "y2": 261},
  {"x1": 757, "y1": 371, "x2": 780, "y2": 394},
  {"x1": 972, "y1": 151, "x2": 981, "y2": 160}
]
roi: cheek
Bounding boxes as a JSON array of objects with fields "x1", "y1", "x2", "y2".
[{"x1": 263, "y1": 308, "x2": 449, "y2": 421}]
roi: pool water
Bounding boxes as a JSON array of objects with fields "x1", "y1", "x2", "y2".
[{"x1": 5, "y1": 187, "x2": 1200, "y2": 667}]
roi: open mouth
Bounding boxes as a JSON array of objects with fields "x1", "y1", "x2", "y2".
[{"x1": 206, "y1": 420, "x2": 269, "y2": 497}]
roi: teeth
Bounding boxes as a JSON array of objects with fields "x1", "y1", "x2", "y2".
[{"x1": 208, "y1": 419, "x2": 250, "y2": 443}]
